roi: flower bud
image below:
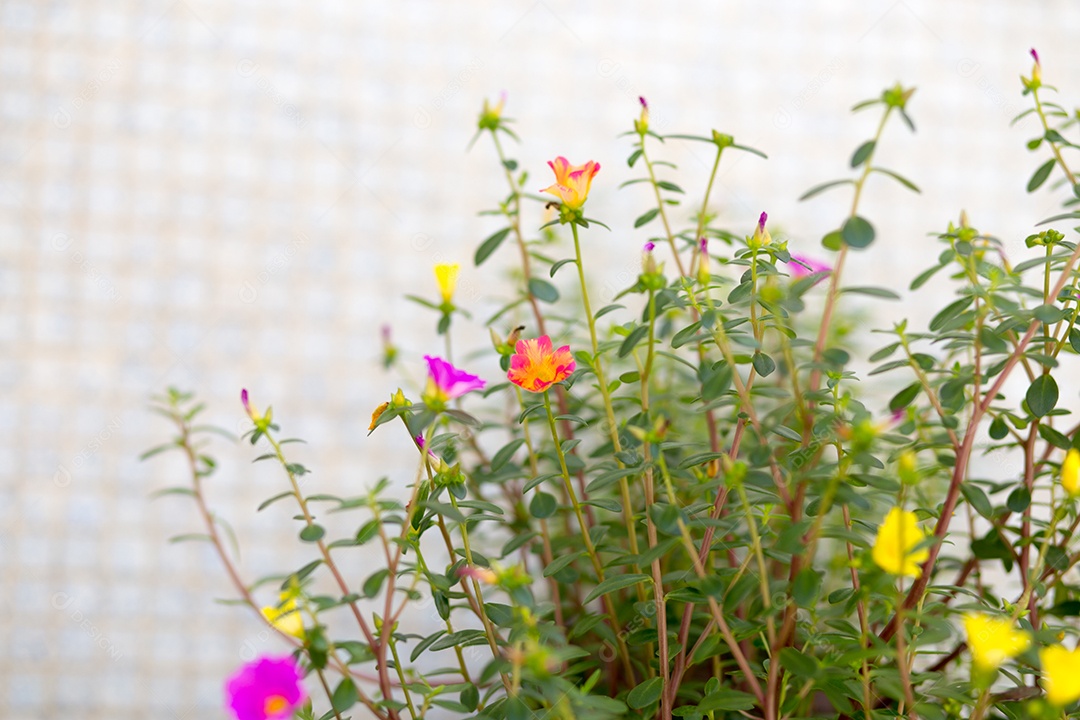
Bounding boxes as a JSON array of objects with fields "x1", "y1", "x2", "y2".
[
  {"x1": 478, "y1": 91, "x2": 506, "y2": 131},
  {"x1": 750, "y1": 211, "x2": 772, "y2": 247},
  {"x1": 634, "y1": 96, "x2": 649, "y2": 135},
  {"x1": 696, "y1": 238, "x2": 711, "y2": 286},
  {"x1": 897, "y1": 449, "x2": 919, "y2": 485}
]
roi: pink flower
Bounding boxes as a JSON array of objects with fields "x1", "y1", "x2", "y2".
[
  {"x1": 422, "y1": 356, "x2": 486, "y2": 406},
  {"x1": 225, "y1": 655, "x2": 306, "y2": 720},
  {"x1": 643, "y1": 241, "x2": 656, "y2": 252},
  {"x1": 786, "y1": 254, "x2": 832, "y2": 280},
  {"x1": 1031, "y1": 48, "x2": 1040, "y2": 66}
]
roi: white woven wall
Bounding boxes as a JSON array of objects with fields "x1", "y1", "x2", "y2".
[{"x1": 3, "y1": 0, "x2": 1080, "y2": 716}]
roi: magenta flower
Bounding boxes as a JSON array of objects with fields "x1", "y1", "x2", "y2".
[
  {"x1": 225, "y1": 655, "x2": 306, "y2": 720},
  {"x1": 422, "y1": 356, "x2": 486, "y2": 406},
  {"x1": 643, "y1": 241, "x2": 656, "y2": 252},
  {"x1": 1031, "y1": 47, "x2": 1040, "y2": 66},
  {"x1": 758, "y1": 211, "x2": 768, "y2": 231},
  {"x1": 414, "y1": 435, "x2": 437, "y2": 458},
  {"x1": 786, "y1": 254, "x2": 832, "y2": 280}
]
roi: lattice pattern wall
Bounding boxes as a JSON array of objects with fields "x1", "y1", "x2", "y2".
[{"x1": 2, "y1": 0, "x2": 1079, "y2": 717}]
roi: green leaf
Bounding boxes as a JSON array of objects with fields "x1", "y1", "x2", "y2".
[
  {"x1": 634, "y1": 208, "x2": 660, "y2": 228},
  {"x1": 752, "y1": 352, "x2": 776, "y2": 377},
  {"x1": 460, "y1": 685, "x2": 479, "y2": 712},
  {"x1": 618, "y1": 325, "x2": 650, "y2": 358},
  {"x1": 910, "y1": 264, "x2": 944, "y2": 290},
  {"x1": 778, "y1": 647, "x2": 820, "y2": 679},
  {"x1": 627, "y1": 677, "x2": 663, "y2": 710},
  {"x1": 799, "y1": 179, "x2": 854, "y2": 201},
  {"x1": 258, "y1": 491, "x2": 295, "y2": 512},
  {"x1": 409, "y1": 631, "x2": 446, "y2": 662},
  {"x1": 841, "y1": 215, "x2": 875, "y2": 249},
  {"x1": 850, "y1": 140, "x2": 876, "y2": 168},
  {"x1": 1027, "y1": 158, "x2": 1056, "y2": 192},
  {"x1": 475, "y1": 228, "x2": 511, "y2": 265},
  {"x1": 792, "y1": 568, "x2": 823, "y2": 606},
  {"x1": 300, "y1": 524, "x2": 325, "y2": 542},
  {"x1": 529, "y1": 492, "x2": 558, "y2": 519},
  {"x1": 988, "y1": 416, "x2": 1009, "y2": 441},
  {"x1": 549, "y1": 258, "x2": 577, "y2": 278},
  {"x1": 491, "y1": 439, "x2": 525, "y2": 472},
  {"x1": 362, "y1": 568, "x2": 388, "y2": 598},
  {"x1": 889, "y1": 383, "x2": 921, "y2": 412},
  {"x1": 696, "y1": 689, "x2": 757, "y2": 712},
  {"x1": 929, "y1": 297, "x2": 972, "y2": 332},
  {"x1": 821, "y1": 230, "x2": 844, "y2": 251},
  {"x1": 542, "y1": 552, "x2": 583, "y2": 577},
  {"x1": 1026, "y1": 374, "x2": 1059, "y2": 418},
  {"x1": 1006, "y1": 486, "x2": 1031, "y2": 513},
  {"x1": 583, "y1": 573, "x2": 651, "y2": 604},
  {"x1": 331, "y1": 678, "x2": 359, "y2": 712},
  {"x1": 841, "y1": 286, "x2": 900, "y2": 299},
  {"x1": 528, "y1": 278, "x2": 559, "y2": 303},
  {"x1": 595, "y1": 303, "x2": 625, "y2": 319},
  {"x1": 961, "y1": 483, "x2": 993, "y2": 519},
  {"x1": 871, "y1": 167, "x2": 921, "y2": 193}
]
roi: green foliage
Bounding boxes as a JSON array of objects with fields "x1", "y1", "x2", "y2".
[{"x1": 145, "y1": 58, "x2": 1080, "y2": 720}]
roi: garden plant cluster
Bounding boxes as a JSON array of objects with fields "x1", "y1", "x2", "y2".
[{"x1": 148, "y1": 51, "x2": 1080, "y2": 719}]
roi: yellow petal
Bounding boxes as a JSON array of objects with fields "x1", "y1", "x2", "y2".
[
  {"x1": 1062, "y1": 449, "x2": 1080, "y2": 497},
  {"x1": 871, "y1": 507, "x2": 928, "y2": 577},
  {"x1": 1041, "y1": 645, "x2": 1080, "y2": 706}
]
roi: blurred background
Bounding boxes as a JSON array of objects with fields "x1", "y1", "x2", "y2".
[{"x1": 3, "y1": 0, "x2": 1080, "y2": 717}]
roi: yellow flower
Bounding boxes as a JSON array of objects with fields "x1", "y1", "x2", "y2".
[
  {"x1": 1062, "y1": 448, "x2": 1080, "y2": 497},
  {"x1": 871, "y1": 507, "x2": 929, "y2": 577},
  {"x1": 1041, "y1": 645, "x2": 1080, "y2": 706},
  {"x1": 434, "y1": 263, "x2": 459, "y2": 304},
  {"x1": 963, "y1": 613, "x2": 1029, "y2": 671},
  {"x1": 261, "y1": 594, "x2": 304, "y2": 639}
]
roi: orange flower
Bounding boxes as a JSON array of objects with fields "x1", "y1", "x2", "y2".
[
  {"x1": 540, "y1": 157, "x2": 600, "y2": 211},
  {"x1": 507, "y1": 335, "x2": 575, "y2": 393}
]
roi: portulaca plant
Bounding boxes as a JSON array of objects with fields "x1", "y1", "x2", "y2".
[{"x1": 146, "y1": 49, "x2": 1080, "y2": 720}]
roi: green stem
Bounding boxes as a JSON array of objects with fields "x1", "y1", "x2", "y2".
[
  {"x1": 640, "y1": 135, "x2": 687, "y2": 278},
  {"x1": 541, "y1": 390, "x2": 635, "y2": 682},
  {"x1": 569, "y1": 221, "x2": 641, "y2": 556}
]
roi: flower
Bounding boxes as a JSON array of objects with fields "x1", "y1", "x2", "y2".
[
  {"x1": 507, "y1": 335, "x2": 575, "y2": 393},
  {"x1": 540, "y1": 157, "x2": 600, "y2": 211},
  {"x1": 871, "y1": 507, "x2": 929, "y2": 577},
  {"x1": 261, "y1": 593, "x2": 304, "y2": 640},
  {"x1": 751, "y1": 211, "x2": 772, "y2": 246},
  {"x1": 422, "y1": 356, "x2": 486, "y2": 407},
  {"x1": 963, "y1": 613, "x2": 1029, "y2": 671},
  {"x1": 787, "y1": 254, "x2": 832, "y2": 279},
  {"x1": 434, "y1": 263, "x2": 460, "y2": 304},
  {"x1": 1031, "y1": 47, "x2": 1042, "y2": 84},
  {"x1": 459, "y1": 565, "x2": 498, "y2": 584},
  {"x1": 242, "y1": 389, "x2": 271, "y2": 427},
  {"x1": 1041, "y1": 645, "x2": 1080, "y2": 706},
  {"x1": 225, "y1": 655, "x2": 306, "y2": 720},
  {"x1": 1062, "y1": 448, "x2": 1080, "y2": 497}
]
